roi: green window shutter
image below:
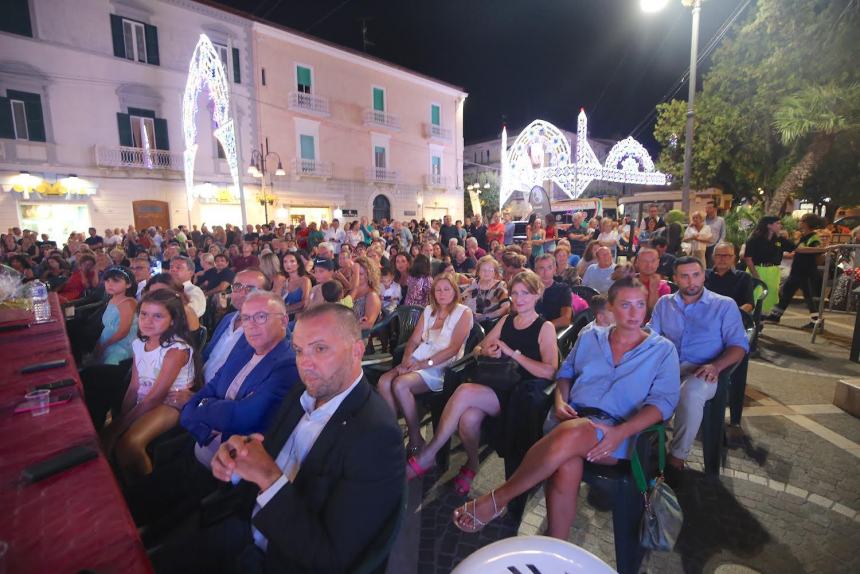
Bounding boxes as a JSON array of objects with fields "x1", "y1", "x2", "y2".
[
  {"x1": 127, "y1": 107, "x2": 155, "y2": 119},
  {"x1": 431, "y1": 104, "x2": 440, "y2": 126},
  {"x1": 372, "y1": 88, "x2": 384, "y2": 111},
  {"x1": 8, "y1": 90, "x2": 45, "y2": 142},
  {"x1": 232, "y1": 48, "x2": 241, "y2": 84},
  {"x1": 153, "y1": 118, "x2": 169, "y2": 150},
  {"x1": 144, "y1": 24, "x2": 159, "y2": 66},
  {"x1": 0, "y1": 98, "x2": 14, "y2": 139},
  {"x1": 300, "y1": 135, "x2": 315, "y2": 160},
  {"x1": 2, "y1": 0, "x2": 33, "y2": 37},
  {"x1": 297, "y1": 66, "x2": 311, "y2": 90},
  {"x1": 117, "y1": 113, "x2": 133, "y2": 146},
  {"x1": 110, "y1": 14, "x2": 125, "y2": 57}
]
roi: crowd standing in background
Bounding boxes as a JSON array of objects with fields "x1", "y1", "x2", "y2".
[{"x1": 0, "y1": 201, "x2": 849, "y2": 571}]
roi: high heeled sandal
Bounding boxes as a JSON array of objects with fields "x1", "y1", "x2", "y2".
[
  {"x1": 452, "y1": 466, "x2": 476, "y2": 496},
  {"x1": 452, "y1": 489, "x2": 506, "y2": 533}
]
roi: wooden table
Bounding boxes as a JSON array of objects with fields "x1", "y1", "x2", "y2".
[{"x1": 0, "y1": 293, "x2": 152, "y2": 573}]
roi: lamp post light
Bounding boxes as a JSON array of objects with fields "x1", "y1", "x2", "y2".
[
  {"x1": 642, "y1": 0, "x2": 701, "y2": 215},
  {"x1": 248, "y1": 144, "x2": 285, "y2": 225}
]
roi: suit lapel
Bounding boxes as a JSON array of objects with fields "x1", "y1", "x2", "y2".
[{"x1": 264, "y1": 383, "x2": 307, "y2": 458}]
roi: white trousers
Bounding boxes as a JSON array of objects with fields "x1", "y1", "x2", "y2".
[{"x1": 669, "y1": 362, "x2": 718, "y2": 460}]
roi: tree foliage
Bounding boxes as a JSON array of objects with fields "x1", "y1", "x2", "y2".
[{"x1": 653, "y1": 0, "x2": 860, "y2": 212}]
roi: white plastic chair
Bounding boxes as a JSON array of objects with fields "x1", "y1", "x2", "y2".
[{"x1": 451, "y1": 535, "x2": 617, "y2": 573}]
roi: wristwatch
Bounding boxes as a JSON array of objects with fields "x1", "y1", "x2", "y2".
[{"x1": 426, "y1": 359, "x2": 434, "y2": 367}]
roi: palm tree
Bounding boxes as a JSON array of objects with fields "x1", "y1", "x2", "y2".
[{"x1": 765, "y1": 83, "x2": 860, "y2": 215}]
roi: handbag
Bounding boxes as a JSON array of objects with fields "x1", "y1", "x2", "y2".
[
  {"x1": 474, "y1": 355, "x2": 520, "y2": 392},
  {"x1": 631, "y1": 424, "x2": 683, "y2": 552}
]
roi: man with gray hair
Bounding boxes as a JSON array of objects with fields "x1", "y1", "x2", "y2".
[{"x1": 170, "y1": 255, "x2": 206, "y2": 317}]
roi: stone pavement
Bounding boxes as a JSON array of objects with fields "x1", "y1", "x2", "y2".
[{"x1": 386, "y1": 308, "x2": 860, "y2": 573}]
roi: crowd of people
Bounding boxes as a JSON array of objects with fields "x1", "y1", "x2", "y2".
[{"x1": 0, "y1": 202, "x2": 839, "y2": 572}]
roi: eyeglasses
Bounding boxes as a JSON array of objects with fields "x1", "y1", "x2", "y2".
[
  {"x1": 231, "y1": 283, "x2": 258, "y2": 292},
  {"x1": 239, "y1": 311, "x2": 286, "y2": 325}
]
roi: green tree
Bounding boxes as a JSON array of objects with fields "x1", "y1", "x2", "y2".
[
  {"x1": 464, "y1": 171, "x2": 500, "y2": 219},
  {"x1": 653, "y1": 0, "x2": 859, "y2": 213}
]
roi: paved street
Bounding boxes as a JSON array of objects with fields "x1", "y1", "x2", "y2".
[{"x1": 387, "y1": 308, "x2": 860, "y2": 573}]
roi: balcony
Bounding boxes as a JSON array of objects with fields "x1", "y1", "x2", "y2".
[
  {"x1": 287, "y1": 92, "x2": 330, "y2": 116},
  {"x1": 94, "y1": 145, "x2": 180, "y2": 170},
  {"x1": 362, "y1": 109, "x2": 401, "y2": 130},
  {"x1": 424, "y1": 173, "x2": 448, "y2": 188},
  {"x1": 292, "y1": 158, "x2": 333, "y2": 178},
  {"x1": 423, "y1": 123, "x2": 451, "y2": 141},
  {"x1": 365, "y1": 167, "x2": 398, "y2": 184}
]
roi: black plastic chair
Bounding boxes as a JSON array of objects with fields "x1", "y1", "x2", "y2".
[
  {"x1": 361, "y1": 305, "x2": 424, "y2": 380},
  {"x1": 556, "y1": 309, "x2": 594, "y2": 358},
  {"x1": 351, "y1": 480, "x2": 409, "y2": 574},
  {"x1": 570, "y1": 285, "x2": 600, "y2": 304},
  {"x1": 192, "y1": 325, "x2": 208, "y2": 350}
]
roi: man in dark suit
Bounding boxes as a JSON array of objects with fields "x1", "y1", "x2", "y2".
[{"x1": 156, "y1": 304, "x2": 405, "y2": 574}]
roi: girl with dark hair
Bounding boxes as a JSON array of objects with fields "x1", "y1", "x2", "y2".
[
  {"x1": 743, "y1": 216, "x2": 787, "y2": 314},
  {"x1": 143, "y1": 273, "x2": 200, "y2": 331},
  {"x1": 282, "y1": 251, "x2": 312, "y2": 321},
  {"x1": 394, "y1": 252, "x2": 413, "y2": 300},
  {"x1": 94, "y1": 267, "x2": 138, "y2": 365},
  {"x1": 102, "y1": 289, "x2": 200, "y2": 480},
  {"x1": 405, "y1": 254, "x2": 433, "y2": 306}
]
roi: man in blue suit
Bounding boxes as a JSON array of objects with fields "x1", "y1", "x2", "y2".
[
  {"x1": 201, "y1": 268, "x2": 269, "y2": 385},
  {"x1": 183, "y1": 290, "x2": 299, "y2": 468}
]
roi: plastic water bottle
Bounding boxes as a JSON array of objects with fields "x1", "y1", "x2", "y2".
[{"x1": 31, "y1": 280, "x2": 51, "y2": 323}]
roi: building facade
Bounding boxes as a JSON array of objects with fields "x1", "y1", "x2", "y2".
[
  {"x1": 249, "y1": 21, "x2": 467, "y2": 227},
  {"x1": 0, "y1": 0, "x2": 259, "y2": 242},
  {"x1": 0, "y1": 0, "x2": 467, "y2": 245}
]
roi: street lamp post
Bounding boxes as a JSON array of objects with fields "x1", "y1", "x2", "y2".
[
  {"x1": 642, "y1": 0, "x2": 702, "y2": 215},
  {"x1": 248, "y1": 144, "x2": 285, "y2": 225}
]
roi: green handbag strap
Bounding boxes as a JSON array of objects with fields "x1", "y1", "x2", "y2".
[{"x1": 631, "y1": 424, "x2": 665, "y2": 494}]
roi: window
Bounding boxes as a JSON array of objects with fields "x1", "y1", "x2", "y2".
[
  {"x1": 10, "y1": 100, "x2": 28, "y2": 140},
  {"x1": 110, "y1": 14, "x2": 159, "y2": 65},
  {"x1": 297, "y1": 66, "x2": 312, "y2": 94},
  {"x1": 262, "y1": 68, "x2": 266, "y2": 86},
  {"x1": 299, "y1": 134, "x2": 315, "y2": 160},
  {"x1": 0, "y1": 90, "x2": 46, "y2": 142},
  {"x1": 372, "y1": 87, "x2": 385, "y2": 112},
  {"x1": 116, "y1": 108, "x2": 169, "y2": 150},
  {"x1": 213, "y1": 43, "x2": 241, "y2": 84},
  {"x1": 215, "y1": 43, "x2": 229, "y2": 79},
  {"x1": 431, "y1": 104, "x2": 441, "y2": 126},
  {"x1": 374, "y1": 145, "x2": 386, "y2": 169},
  {"x1": 215, "y1": 138, "x2": 226, "y2": 159},
  {"x1": 1, "y1": 0, "x2": 33, "y2": 37},
  {"x1": 431, "y1": 155, "x2": 442, "y2": 176}
]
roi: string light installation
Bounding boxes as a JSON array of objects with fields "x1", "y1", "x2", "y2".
[
  {"x1": 182, "y1": 34, "x2": 241, "y2": 224},
  {"x1": 499, "y1": 109, "x2": 669, "y2": 207}
]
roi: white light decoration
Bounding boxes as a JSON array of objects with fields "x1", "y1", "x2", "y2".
[
  {"x1": 182, "y1": 35, "x2": 241, "y2": 217},
  {"x1": 500, "y1": 109, "x2": 669, "y2": 207}
]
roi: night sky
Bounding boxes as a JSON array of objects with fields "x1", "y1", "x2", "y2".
[{"x1": 216, "y1": 0, "x2": 748, "y2": 149}]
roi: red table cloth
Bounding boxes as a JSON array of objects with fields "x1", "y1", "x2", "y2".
[{"x1": 0, "y1": 293, "x2": 152, "y2": 573}]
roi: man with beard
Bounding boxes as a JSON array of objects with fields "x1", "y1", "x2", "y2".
[{"x1": 648, "y1": 257, "x2": 748, "y2": 473}]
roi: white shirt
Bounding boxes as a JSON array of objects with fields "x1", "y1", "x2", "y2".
[
  {"x1": 194, "y1": 352, "x2": 264, "y2": 467},
  {"x1": 252, "y1": 373, "x2": 364, "y2": 550},
  {"x1": 202, "y1": 314, "x2": 245, "y2": 383},
  {"x1": 183, "y1": 280, "x2": 207, "y2": 318},
  {"x1": 136, "y1": 279, "x2": 147, "y2": 301},
  {"x1": 324, "y1": 228, "x2": 346, "y2": 253}
]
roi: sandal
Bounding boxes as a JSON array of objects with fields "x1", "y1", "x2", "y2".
[
  {"x1": 452, "y1": 466, "x2": 476, "y2": 496},
  {"x1": 406, "y1": 456, "x2": 433, "y2": 480},
  {"x1": 452, "y1": 490, "x2": 506, "y2": 533}
]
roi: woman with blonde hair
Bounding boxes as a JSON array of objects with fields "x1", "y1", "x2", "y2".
[
  {"x1": 684, "y1": 211, "x2": 713, "y2": 265},
  {"x1": 377, "y1": 273, "x2": 473, "y2": 456},
  {"x1": 405, "y1": 271, "x2": 557, "y2": 496},
  {"x1": 258, "y1": 251, "x2": 285, "y2": 295},
  {"x1": 462, "y1": 255, "x2": 509, "y2": 329},
  {"x1": 351, "y1": 256, "x2": 382, "y2": 331}
]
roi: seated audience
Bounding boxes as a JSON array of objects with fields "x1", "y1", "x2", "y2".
[
  {"x1": 154, "y1": 304, "x2": 404, "y2": 573},
  {"x1": 280, "y1": 252, "x2": 312, "y2": 321},
  {"x1": 308, "y1": 258, "x2": 352, "y2": 308},
  {"x1": 182, "y1": 291, "x2": 299, "y2": 468},
  {"x1": 635, "y1": 247, "x2": 671, "y2": 316},
  {"x1": 143, "y1": 273, "x2": 201, "y2": 332},
  {"x1": 650, "y1": 236, "x2": 676, "y2": 277},
  {"x1": 534, "y1": 254, "x2": 572, "y2": 328},
  {"x1": 576, "y1": 240, "x2": 600, "y2": 278},
  {"x1": 683, "y1": 211, "x2": 712, "y2": 265},
  {"x1": 706, "y1": 242, "x2": 754, "y2": 313},
  {"x1": 131, "y1": 256, "x2": 152, "y2": 299},
  {"x1": 198, "y1": 253, "x2": 235, "y2": 297},
  {"x1": 170, "y1": 255, "x2": 206, "y2": 318},
  {"x1": 380, "y1": 267, "x2": 402, "y2": 314},
  {"x1": 351, "y1": 256, "x2": 382, "y2": 331},
  {"x1": 583, "y1": 294, "x2": 613, "y2": 332},
  {"x1": 404, "y1": 271, "x2": 557, "y2": 496},
  {"x1": 404, "y1": 254, "x2": 433, "y2": 307},
  {"x1": 581, "y1": 246, "x2": 616, "y2": 294},
  {"x1": 57, "y1": 253, "x2": 98, "y2": 303},
  {"x1": 378, "y1": 274, "x2": 473, "y2": 456},
  {"x1": 462, "y1": 255, "x2": 510, "y2": 329},
  {"x1": 102, "y1": 289, "x2": 200, "y2": 481},
  {"x1": 649, "y1": 257, "x2": 748, "y2": 471},
  {"x1": 452, "y1": 277, "x2": 679, "y2": 534},
  {"x1": 232, "y1": 241, "x2": 259, "y2": 273},
  {"x1": 501, "y1": 249, "x2": 527, "y2": 285},
  {"x1": 201, "y1": 269, "x2": 269, "y2": 384}
]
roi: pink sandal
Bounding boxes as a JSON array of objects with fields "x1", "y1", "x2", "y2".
[
  {"x1": 406, "y1": 456, "x2": 433, "y2": 480},
  {"x1": 452, "y1": 466, "x2": 476, "y2": 496}
]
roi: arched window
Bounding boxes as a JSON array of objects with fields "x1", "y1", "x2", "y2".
[{"x1": 372, "y1": 194, "x2": 391, "y2": 223}]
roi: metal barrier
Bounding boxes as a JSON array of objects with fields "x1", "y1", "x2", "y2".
[{"x1": 810, "y1": 243, "x2": 860, "y2": 346}]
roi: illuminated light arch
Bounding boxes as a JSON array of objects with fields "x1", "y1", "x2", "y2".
[
  {"x1": 182, "y1": 34, "x2": 240, "y2": 220},
  {"x1": 500, "y1": 109, "x2": 669, "y2": 207}
]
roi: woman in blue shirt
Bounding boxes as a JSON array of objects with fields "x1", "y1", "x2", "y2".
[{"x1": 453, "y1": 276, "x2": 680, "y2": 535}]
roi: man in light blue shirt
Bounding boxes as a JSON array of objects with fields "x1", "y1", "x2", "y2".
[
  {"x1": 648, "y1": 257, "x2": 748, "y2": 470},
  {"x1": 581, "y1": 246, "x2": 616, "y2": 294}
]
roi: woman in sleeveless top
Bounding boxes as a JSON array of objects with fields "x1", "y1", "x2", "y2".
[
  {"x1": 377, "y1": 274, "x2": 473, "y2": 456},
  {"x1": 282, "y1": 252, "x2": 312, "y2": 322},
  {"x1": 462, "y1": 255, "x2": 509, "y2": 329},
  {"x1": 95, "y1": 266, "x2": 138, "y2": 365},
  {"x1": 350, "y1": 256, "x2": 382, "y2": 334},
  {"x1": 529, "y1": 217, "x2": 546, "y2": 258},
  {"x1": 405, "y1": 271, "x2": 557, "y2": 496}
]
